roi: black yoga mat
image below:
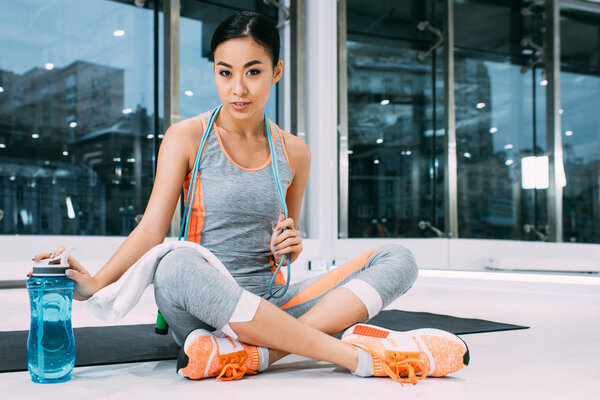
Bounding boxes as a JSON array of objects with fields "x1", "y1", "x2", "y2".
[{"x1": 0, "y1": 310, "x2": 527, "y2": 373}]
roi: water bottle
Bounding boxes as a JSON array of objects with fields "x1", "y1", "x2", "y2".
[{"x1": 27, "y1": 250, "x2": 76, "y2": 383}]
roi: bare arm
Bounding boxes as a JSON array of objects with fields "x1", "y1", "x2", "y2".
[
  {"x1": 93, "y1": 122, "x2": 192, "y2": 289},
  {"x1": 33, "y1": 121, "x2": 194, "y2": 300}
]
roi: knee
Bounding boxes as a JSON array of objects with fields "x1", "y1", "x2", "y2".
[
  {"x1": 153, "y1": 247, "x2": 199, "y2": 289},
  {"x1": 378, "y1": 244, "x2": 418, "y2": 284}
]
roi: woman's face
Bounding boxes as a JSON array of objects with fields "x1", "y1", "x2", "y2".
[{"x1": 213, "y1": 37, "x2": 282, "y2": 122}]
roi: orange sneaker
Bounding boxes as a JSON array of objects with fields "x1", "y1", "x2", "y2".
[
  {"x1": 177, "y1": 329, "x2": 261, "y2": 381},
  {"x1": 342, "y1": 324, "x2": 469, "y2": 384}
]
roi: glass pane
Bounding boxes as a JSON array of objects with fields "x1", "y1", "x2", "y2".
[
  {"x1": 455, "y1": 0, "x2": 547, "y2": 240},
  {"x1": 344, "y1": 0, "x2": 444, "y2": 238},
  {"x1": 0, "y1": 0, "x2": 158, "y2": 235},
  {"x1": 561, "y1": 6, "x2": 600, "y2": 243},
  {"x1": 179, "y1": 0, "x2": 278, "y2": 121}
]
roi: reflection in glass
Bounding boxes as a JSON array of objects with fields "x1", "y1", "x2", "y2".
[
  {"x1": 344, "y1": 0, "x2": 444, "y2": 238},
  {"x1": 560, "y1": 6, "x2": 600, "y2": 243},
  {"x1": 0, "y1": 0, "x2": 157, "y2": 235},
  {"x1": 454, "y1": 0, "x2": 548, "y2": 240}
]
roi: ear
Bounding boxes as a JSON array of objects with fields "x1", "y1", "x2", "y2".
[{"x1": 271, "y1": 60, "x2": 284, "y2": 85}]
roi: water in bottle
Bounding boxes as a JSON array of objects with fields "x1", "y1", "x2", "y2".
[{"x1": 27, "y1": 250, "x2": 76, "y2": 383}]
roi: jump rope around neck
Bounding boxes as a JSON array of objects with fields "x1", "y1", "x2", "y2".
[
  {"x1": 157, "y1": 105, "x2": 291, "y2": 335},
  {"x1": 178, "y1": 104, "x2": 291, "y2": 299}
]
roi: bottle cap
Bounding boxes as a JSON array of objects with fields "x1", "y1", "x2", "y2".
[{"x1": 32, "y1": 248, "x2": 73, "y2": 277}]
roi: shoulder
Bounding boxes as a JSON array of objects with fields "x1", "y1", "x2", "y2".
[
  {"x1": 159, "y1": 115, "x2": 205, "y2": 170},
  {"x1": 279, "y1": 129, "x2": 310, "y2": 178},
  {"x1": 163, "y1": 115, "x2": 205, "y2": 142}
]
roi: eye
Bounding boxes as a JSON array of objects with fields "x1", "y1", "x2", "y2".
[
  {"x1": 219, "y1": 70, "x2": 231, "y2": 77},
  {"x1": 247, "y1": 69, "x2": 261, "y2": 76}
]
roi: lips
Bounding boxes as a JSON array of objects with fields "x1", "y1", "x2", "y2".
[{"x1": 231, "y1": 101, "x2": 250, "y2": 111}]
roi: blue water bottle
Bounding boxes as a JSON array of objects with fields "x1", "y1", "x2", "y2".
[{"x1": 27, "y1": 250, "x2": 76, "y2": 383}]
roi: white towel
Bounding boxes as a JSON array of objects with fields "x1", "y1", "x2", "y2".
[{"x1": 87, "y1": 241, "x2": 236, "y2": 322}]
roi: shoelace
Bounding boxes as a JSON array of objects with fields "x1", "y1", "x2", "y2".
[
  {"x1": 216, "y1": 352, "x2": 257, "y2": 381},
  {"x1": 359, "y1": 345, "x2": 428, "y2": 385},
  {"x1": 383, "y1": 355, "x2": 427, "y2": 385}
]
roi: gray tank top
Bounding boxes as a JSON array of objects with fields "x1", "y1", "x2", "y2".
[{"x1": 182, "y1": 111, "x2": 292, "y2": 292}]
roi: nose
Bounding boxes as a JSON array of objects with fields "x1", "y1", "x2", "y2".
[{"x1": 232, "y1": 75, "x2": 248, "y2": 97}]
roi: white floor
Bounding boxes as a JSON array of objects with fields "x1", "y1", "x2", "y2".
[{"x1": 1, "y1": 269, "x2": 599, "y2": 400}]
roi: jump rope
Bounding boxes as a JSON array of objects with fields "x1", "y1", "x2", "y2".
[
  {"x1": 178, "y1": 104, "x2": 291, "y2": 299},
  {"x1": 156, "y1": 105, "x2": 291, "y2": 334}
]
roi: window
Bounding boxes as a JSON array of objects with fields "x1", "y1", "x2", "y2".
[
  {"x1": 0, "y1": 0, "x2": 157, "y2": 235},
  {"x1": 342, "y1": 0, "x2": 445, "y2": 238}
]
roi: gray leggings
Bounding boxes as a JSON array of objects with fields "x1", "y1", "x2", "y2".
[{"x1": 154, "y1": 244, "x2": 418, "y2": 346}]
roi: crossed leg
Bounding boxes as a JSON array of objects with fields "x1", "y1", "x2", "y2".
[
  {"x1": 233, "y1": 286, "x2": 369, "y2": 369},
  {"x1": 154, "y1": 244, "x2": 418, "y2": 374},
  {"x1": 230, "y1": 244, "x2": 418, "y2": 369}
]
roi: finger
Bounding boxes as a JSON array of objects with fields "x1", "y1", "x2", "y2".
[
  {"x1": 276, "y1": 218, "x2": 296, "y2": 231},
  {"x1": 275, "y1": 244, "x2": 302, "y2": 256},
  {"x1": 67, "y1": 255, "x2": 87, "y2": 274},
  {"x1": 53, "y1": 246, "x2": 67, "y2": 257},
  {"x1": 65, "y1": 268, "x2": 84, "y2": 282},
  {"x1": 32, "y1": 246, "x2": 66, "y2": 262},
  {"x1": 27, "y1": 271, "x2": 33, "y2": 278},
  {"x1": 269, "y1": 228, "x2": 281, "y2": 248},
  {"x1": 274, "y1": 229, "x2": 299, "y2": 246},
  {"x1": 32, "y1": 252, "x2": 52, "y2": 261},
  {"x1": 274, "y1": 236, "x2": 302, "y2": 252},
  {"x1": 273, "y1": 213, "x2": 287, "y2": 230}
]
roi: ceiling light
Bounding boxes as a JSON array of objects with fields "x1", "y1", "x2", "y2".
[
  {"x1": 505, "y1": 159, "x2": 514, "y2": 166},
  {"x1": 504, "y1": 144, "x2": 513, "y2": 150},
  {"x1": 565, "y1": 130, "x2": 573, "y2": 136},
  {"x1": 45, "y1": 63, "x2": 55, "y2": 70},
  {"x1": 184, "y1": 90, "x2": 194, "y2": 97},
  {"x1": 62, "y1": 151, "x2": 69, "y2": 156},
  {"x1": 376, "y1": 138, "x2": 383, "y2": 144},
  {"x1": 0, "y1": 144, "x2": 5, "y2": 149},
  {"x1": 147, "y1": 134, "x2": 154, "y2": 139},
  {"x1": 0, "y1": 86, "x2": 4, "y2": 93},
  {"x1": 463, "y1": 152, "x2": 472, "y2": 158},
  {"x1": 113, "y1": 29, "x2": 126, "y2": 37},
  {"x1": 540, "y1": 80, "x2": 548, "y2": 86},
  {"x1": 380, "y1": 99, "x2": 390, "y2": 105},
  {"x1": 69, "y1": 122, "x2": 77, "y2": 128},
  {"x1": 32, "y1": 133, "x2": 39, "y2": 139},
  {"x1": 489, "y1": 127, "x2": 498, "y2": 134},
  {"x1": 476, "y1": 102, "x2": 485, "y2": 109},
  {"x1": 122, "y1": 108, "x2": 133, "y2": 114},
  {"x1": 373, "y1": 159, "x2": 380, "y2": 164}
]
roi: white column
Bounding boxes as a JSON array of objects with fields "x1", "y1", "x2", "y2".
[{"x1": 305, "y1": 0, "x2": 338, "y2": 260}]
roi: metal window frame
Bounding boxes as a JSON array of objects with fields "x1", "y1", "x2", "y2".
[
  {"x1": 545, "y1": 0, "x2": 563, "y2": 242},
  {"x1": 337, "y1": 0, "x2": 349, "y2": 239},
  {"x1": 164, "y1": 0, "x2": 181, "y2": 237},
  {"x1": 443, "y1": 0, "x2": 458, "y2": 238}
]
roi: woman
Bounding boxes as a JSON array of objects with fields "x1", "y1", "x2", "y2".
[{"x1": 33, "y1": 11, "x2": 468, "y2": 384}]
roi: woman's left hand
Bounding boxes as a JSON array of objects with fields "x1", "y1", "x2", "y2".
[{"x1": 270, "y1": 213, "x2": 303, "y2": 265}]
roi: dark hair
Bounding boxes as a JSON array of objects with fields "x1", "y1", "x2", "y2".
[{"x1": 211, "y1": 11, "x2": 280, "y2": 68}]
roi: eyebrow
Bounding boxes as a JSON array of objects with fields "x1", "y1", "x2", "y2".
[{"x1": 216, "y1": 60, "x2": 263, "y2": 68}]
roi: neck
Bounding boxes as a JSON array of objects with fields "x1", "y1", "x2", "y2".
[{"x1": 216, "y1": 108, "x2": 266, "y2": 140}]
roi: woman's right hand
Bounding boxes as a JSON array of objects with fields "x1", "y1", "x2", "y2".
[{"x1": 31, "y1": 247, "x2": 101, "y2": 301}]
